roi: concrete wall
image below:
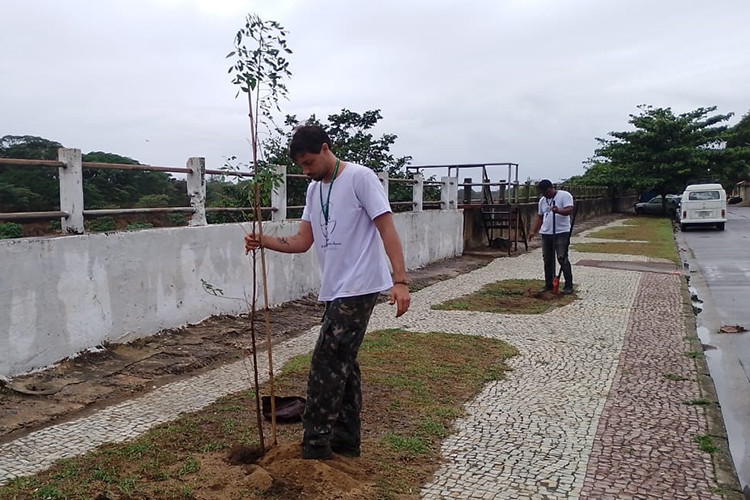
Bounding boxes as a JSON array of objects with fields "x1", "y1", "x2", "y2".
[{"x1": 0, "y1": 210, "x2": 463, "y2": 378}]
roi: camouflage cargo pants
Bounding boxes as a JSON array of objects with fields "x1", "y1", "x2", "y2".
[{"x1": 302, "y1": 292, "x2": 379, "y2": 455}]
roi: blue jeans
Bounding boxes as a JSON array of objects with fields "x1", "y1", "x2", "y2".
[{"x1": 541, "y1": 232, "x2": 572, "y2": 289}]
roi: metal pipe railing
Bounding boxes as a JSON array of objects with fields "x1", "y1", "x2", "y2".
[
  {"x1": 0, "y1": 211, "x2": 69, "y2": 221},
  {"x1": 83, "y1": 162, "x2": 193, "y2": 174},
  {"x1": 205, "y1": 169, "x2": 254, "y2": 177},
  {"x1": 83, "y1": 207, "x2": 195, "y2": 217},
  {"x1": 0, "y1": 158, "x2": 63, "y2": 168}
]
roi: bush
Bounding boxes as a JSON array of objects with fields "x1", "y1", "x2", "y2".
[
  {"x1": 206, "y1": 211, "x2": 254, "y2": 224},
  {"x1": 125, "y1": 222, "x2": 154, "y2": 231},
  {"x1": 88, "y1": 217, "x2": 117, "y2": 232},
  {"x1": 135, "y1": 194, "x2": 170, "y2": 208},
  {"x1": 167, "y1": 213, "x2": 188, "y2": 226},
  {"x1": 0, "y1": 222, "x2": 23, "y2": 239}
]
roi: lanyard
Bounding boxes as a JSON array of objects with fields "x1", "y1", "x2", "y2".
[{"x1": 319, "y1": 158, "x2": 340, "y2": 224}]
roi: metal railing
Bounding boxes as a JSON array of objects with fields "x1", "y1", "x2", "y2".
[
  {"x1": 408, "y1": 162, "x2": 524, "y2": 204},
  {"x1": 0, "y1": 156, "x2": 197, "y2": 224},
  {"x1": 0, "y1": 149, "x2": 459, "y2": 235},
  {"x1": 406, "y1": 162, "x2": 610, "y2": 206}
]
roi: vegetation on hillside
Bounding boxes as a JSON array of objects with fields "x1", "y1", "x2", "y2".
[{"x1": 0, "y1": 135, "x2": 188, "y2": 212}]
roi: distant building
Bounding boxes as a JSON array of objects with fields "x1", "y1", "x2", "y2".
[{"x1": 731, "y1": 178, "x2": 750, "y2": 206}]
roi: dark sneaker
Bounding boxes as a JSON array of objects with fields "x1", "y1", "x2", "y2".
[
  {"x1": 301, "y1": 443, "x2": 333, "y2": 460},
  {"x1": 561, "y1": 286, "x2": 574, "y2": 295},
  {"x1": 539, "y1": 286, "x2": 553, "y2": 293},
  {"x1": 331, "y1": 443, "x2": 360, "y2": 458}
]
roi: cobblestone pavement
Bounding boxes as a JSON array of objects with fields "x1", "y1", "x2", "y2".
[
  {"x1": 579, "y1": 272, "x2": 717, "y2": 500},
  {"x1": 0, "y1": 221, "x2": 734, "y2": 498},
  {"x1": 0, "y1": 334, "x2": 318, "y2": 483}
]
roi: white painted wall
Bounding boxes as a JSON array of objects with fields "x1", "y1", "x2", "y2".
[{"x1": 0, "y1": 210, "x2": 463, "y2": 378}]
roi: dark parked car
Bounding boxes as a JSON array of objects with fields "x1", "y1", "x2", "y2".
[{"x1": 634, "y1": 195, "x2": 681, "y2": 216}]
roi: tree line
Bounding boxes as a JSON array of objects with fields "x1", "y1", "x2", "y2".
[{"x1": 569, "y1": 105, "x2": 750, "y2": 197}]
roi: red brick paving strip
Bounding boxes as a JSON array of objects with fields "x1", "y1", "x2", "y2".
[{"x1": 580, "y1": 272, "x2": 721, "y2": 500}]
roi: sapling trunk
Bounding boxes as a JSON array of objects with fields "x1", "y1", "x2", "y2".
[
  {"x1": 227, "y1": 12, "x2": 291, "y2": 453},
  {"x1": 248, "y1": 91, "x2": 277, "y2": 447},
  {"x1": 247, "y1": 247, "x2": 265, "y2": 452}
]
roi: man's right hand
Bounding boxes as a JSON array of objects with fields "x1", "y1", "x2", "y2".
[
  {"x1": 243, "y1": 222, "x2": 314, "y2": 255},
  {"x1": 244, "y1": 233, "x2": 262, "y2": 254},
  {"x1": 528, "y1": 231, "x2": 536, "y2": 240}
]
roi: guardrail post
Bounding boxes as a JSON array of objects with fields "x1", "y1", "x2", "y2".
[
  {"x1": 377, "y1": 172, "x2": 389, "y2": 200},
  {"x1": 187, "y1": 157, "x2": 207, "y2": 226},
  {"x1": 58, "y1": 148, "x2": 84, "y2": 234},
  {"x1": 462, "y1": 177, "x2": 472, "y2": 204},
  {"x1": 412, "y1": 174, "x2": 423, "y2": 212},
  {"x1": 271, "y1": 164, "x2": 287, "y2": 222},
  {"x1": 441, "y1": 176, "x2": 457, "y2": 210}
]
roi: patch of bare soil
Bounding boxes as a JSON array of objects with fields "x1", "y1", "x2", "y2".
[
  {"x1": 433, "y1": 279, "x2": 577, "y2": 314},
  {"x1": 0, "y1": 213, "x2": 624, "y2": 444},
  {"x1": 176, "y1": 444, "x2": 376, "y2": 500}
]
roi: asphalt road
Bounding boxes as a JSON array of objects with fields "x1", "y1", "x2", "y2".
[{"x1": 678, "y1": 205, "x2": 750, "y2": 496}]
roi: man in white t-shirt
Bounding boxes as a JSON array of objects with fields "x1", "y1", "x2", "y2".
[
  {"x1": 528, "y1": 179, "x2": 575, "y2": 294},
  {"x1": 244, "y1": 125, "x2": 410, "y2": 460}
]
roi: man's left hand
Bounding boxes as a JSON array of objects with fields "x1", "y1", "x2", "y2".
[{"x1": 390, "y1": 283, "x2": 410, "y2": 317}]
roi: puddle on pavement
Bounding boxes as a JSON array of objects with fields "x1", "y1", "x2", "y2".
[
  {"x1": 693, "y1": 302, "x2": 750, "y2": 496},
  {"x1": 681, "y1": 238, "x2": 750, "y2": 496},
  {"x1": 689, "y1": 284, "x2": 704, "y2": 315}
]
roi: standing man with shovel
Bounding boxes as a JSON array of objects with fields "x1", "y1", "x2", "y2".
[
  {"x1": 528, "y1": 179, "x2": 575, "y2": 294},
  {"x1": 244, "y1": 125, "x2": 410, "y2": 460}
]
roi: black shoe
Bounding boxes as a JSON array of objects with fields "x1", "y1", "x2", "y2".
[
  {"x1": 331, "y1": 443, "x2": 360, "y2": 458},
  {"x1": 540, "y1": 286, "x2": 553, "y2": 293},
  {"x1": 561, "y1": 286, "x2": 574, "y2": 295},
  {"x1": 301, "y1": 443, "x2": 332, "y2": 460}
]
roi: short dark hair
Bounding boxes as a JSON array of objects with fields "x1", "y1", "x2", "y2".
[
  {"x1": 538, "y1": 179, "x2": 553, "y2": 192},
  {"x1": 289, "y1": 125, "x2": 332, "y2": 161}
]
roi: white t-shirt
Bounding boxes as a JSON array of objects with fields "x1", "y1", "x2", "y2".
[
  {"x1": 537, "y1": 189, "x2": 574, "y2": 235},
  {"x1": 301, "y1": 163, "x2": 393, "y2": 301}
]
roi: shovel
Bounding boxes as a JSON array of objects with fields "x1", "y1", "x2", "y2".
[
  {"x1": 552, "y1": 207, "x2": 560, "y2": 294},
  {"x1": 552, "y1": 205, "x2": 577, "y2": 294},
  {"x1": 553, "y1": 262, "x2": 562, "y2": 294}
]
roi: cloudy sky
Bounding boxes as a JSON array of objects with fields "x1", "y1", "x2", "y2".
[{"x1": 2, "y1": 0, "x2": 749, "y2": 183}]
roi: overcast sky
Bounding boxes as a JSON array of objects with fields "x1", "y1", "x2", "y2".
[{"x1": 2, "y1": 0, "x2": 749, "y2": 183}]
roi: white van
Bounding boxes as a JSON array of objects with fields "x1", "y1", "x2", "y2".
[{"x1": 678, "y1": 183, "x2": 727, "y2": 231}]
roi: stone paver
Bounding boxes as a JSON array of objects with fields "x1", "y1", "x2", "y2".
[
  {"x1": 0, "y1": 220, "x2": 728, "y2": 499},
  {"x1": 579, "y1": 272, "x2": 718, "y2": 500},
  {"x1": 376, "y1": 251, "x2": 640, "y2": 499}
]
